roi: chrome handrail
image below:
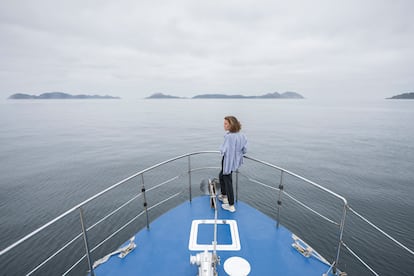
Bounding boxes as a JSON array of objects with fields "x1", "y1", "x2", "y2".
[
  {"x1": 243, "y1": 155, "x2": 348, "y2": 205},
  {"x1": 243, "y1": 155, "x2": 349, "y2": 272},
  {"x1": 0, "y1": 151, "x2": 219, "y2": 257},
  {"x1": 0, "y1": 151, "x2": 220, "y2": 275},
  {"x1": 1, "y1": 151, "x2": 412, "y2": 276},
  {"x1": 243, "y1": 155, "x2": 413, "y2": 275}
]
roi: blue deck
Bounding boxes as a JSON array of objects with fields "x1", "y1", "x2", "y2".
[{"x1": 94, "y1": 196, "x2": 334, "y2": 275}]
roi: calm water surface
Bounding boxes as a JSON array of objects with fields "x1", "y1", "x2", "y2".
[{"x1": 0, "y1": 98, "x2": 413, "y2": 275}]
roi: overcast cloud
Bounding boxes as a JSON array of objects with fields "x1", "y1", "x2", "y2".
[{"x1": 1, "y1": 0, "x2": 413, "y2": 99}]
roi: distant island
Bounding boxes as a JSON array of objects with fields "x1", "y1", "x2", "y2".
[
  {"x1": 8, "y1": 92, "x2": 120, "y2": 100},
  {"x1": 146, "y1": 93, "x2": 183, "y2": 99},
  {"x1": 146, "y1": 91, "x2": 304, "y2": 99},
  {"x1": 386, "y1": 92, "x2": 414, "y2": 99}
]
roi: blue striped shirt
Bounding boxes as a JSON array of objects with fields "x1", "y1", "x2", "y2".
[{"x1": 220, "y1": 132, "x2": 247, "y2": 174}]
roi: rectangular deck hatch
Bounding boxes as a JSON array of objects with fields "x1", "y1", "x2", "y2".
[{"x1": 188, "y1": 219, "x2": 240, "y2": 251}]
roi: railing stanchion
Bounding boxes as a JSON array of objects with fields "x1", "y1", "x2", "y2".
[
  {"x1": 333, "y1": 203, "x2": 347, "y2": 274},
  {"x1": 79, "y1": 207, "x2": 95, "y2": 276},
  {"x1": 276, "y1": 170, "x2": 284, "y2": 228},
  {"x1": 141, "y1": 174, "x2": 150, "y2": 229},
  {"x1": 188, "y1": 155, "x2": 192, "y2": 202}
]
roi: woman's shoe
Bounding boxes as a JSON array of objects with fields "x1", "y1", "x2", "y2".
[
  {"x1": 218, "y1": 194, "x2": 229, "y2": 204},
  {"x1": 221, "y1": 204, "x2": 236, "y2": 212}
]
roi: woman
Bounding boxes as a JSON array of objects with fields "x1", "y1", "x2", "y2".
[{"x1": 219, "y1": 116, "x2": 247, "y2": 212}]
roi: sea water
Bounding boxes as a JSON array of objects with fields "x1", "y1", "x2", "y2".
[{"x1": 0, "y1": 98, "x2": 413, "y2": 275}]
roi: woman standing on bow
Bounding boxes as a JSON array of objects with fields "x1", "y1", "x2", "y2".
[{"x1": 218, "y1": 116, "x2": 247, "y2": 212}]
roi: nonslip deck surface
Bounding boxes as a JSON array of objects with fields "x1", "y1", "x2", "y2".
[{"x1": 94, "y1": 196, "x2": 334, "y2": 275}]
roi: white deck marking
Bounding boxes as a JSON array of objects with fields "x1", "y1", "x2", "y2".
[{"x1": 188, "y1": 219, "x2": 241, "y2": 251}]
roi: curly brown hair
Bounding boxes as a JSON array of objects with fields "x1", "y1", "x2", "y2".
[{"x1": 224, "y1": 116, "x2": 242, "y2": 133}]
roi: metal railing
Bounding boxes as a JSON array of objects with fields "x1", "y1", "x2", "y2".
[
  {"x1": 241, "y1": 155, "x2": 348, "y2": 274},
  {"x1": 0, "y1": 151, "x2": 412, "y2": 275}
]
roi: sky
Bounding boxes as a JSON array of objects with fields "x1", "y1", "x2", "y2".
[{"x1": 1, "y1": 0, "x2": 413, "y2": 100}]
